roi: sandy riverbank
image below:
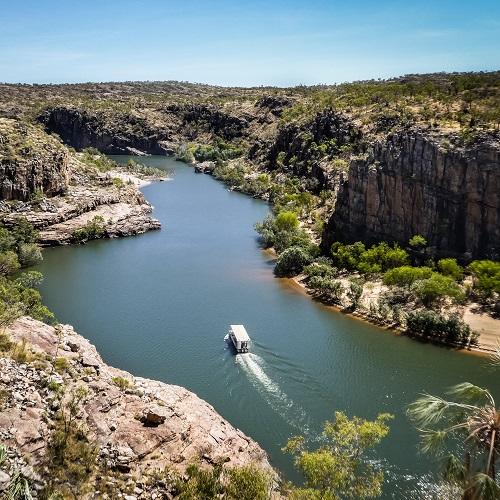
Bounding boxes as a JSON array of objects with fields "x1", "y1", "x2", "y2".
[{"x1": 270, "y1": 256, "x2": 499, "y2": 357}]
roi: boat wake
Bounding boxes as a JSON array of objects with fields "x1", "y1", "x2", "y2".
[{"x1": 235, "y1": 353, "x2": 313, "y2": 437}]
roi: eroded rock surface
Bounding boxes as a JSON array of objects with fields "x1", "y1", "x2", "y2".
[{"x1": 0, "y1": 317, "x2": 273, "y2": 497}]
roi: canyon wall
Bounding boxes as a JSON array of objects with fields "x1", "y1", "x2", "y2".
[
  {"x1": 0, "y1": 118, "x2": 69, "y2": 201},
  {"x1": 323, "y1": 131, "x2": 500, "y2": 259}
]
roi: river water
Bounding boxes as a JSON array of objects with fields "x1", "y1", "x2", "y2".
[{"x1": 35, "y1": 156, "x2": 499, "y2": 497}]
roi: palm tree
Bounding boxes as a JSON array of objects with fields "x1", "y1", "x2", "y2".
[{"x1": 408, "y1": 382, "x2": 500, "y2": 499}]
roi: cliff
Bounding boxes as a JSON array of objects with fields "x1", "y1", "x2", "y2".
[
  {"x1": 0, "y1": 118, "x2": 69, "y2": 201},
  {"x1": 322, "y1": 130, "x2": 500, "y2": 259},
  {"x1": 0, "y1": 317, "x2": 273, "y2": 498}
]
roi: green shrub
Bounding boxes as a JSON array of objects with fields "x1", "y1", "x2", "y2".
[
  {"x1": 0, "y1": 251, "x2": 20, "y2": 276},
  {"x1": 406, "y1": 310, "x2": 478, "y2": 346},
  {"x1": 112, "y1": 376, "x2": 131, "y2": 391},
  {"x1": 412, "y1": 273, "x2": 465, "y2": 307},
  {"x1": 383, "y1": 266, "x2": 433, "y2": 287},
  {"x1": 468, "y1": 260, "x2": 500, "y2": 297},
  {"x1": 437, "y1": 258, "x2": 464, "y2": 281},
  {"x1": 72, "y1": 216, "x2": 106, "y2": 242},
  {"x1": 408, "y1": 234, "x2": 427, "y2": 248},
  {"x1": 274, "y1": 246, "x2": 312, "y2": 277},
  {"x1": 330, "y1": 241, "x2": 366, "y2": 270},
  {"x1": 347, "y1": 279, "x2": 364, "y2": 309},
  {"x1": 17, "y1": 243, "x2": 43, "y2": 267},
  {"x1": 309, "y1": 276, "x2": 345, "y2": 303},
  {"x1": 303, "y1": 262, "x2": 337, "y2": 279}
]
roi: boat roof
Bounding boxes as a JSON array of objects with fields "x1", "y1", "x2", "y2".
[{"x1": 230, "y1": 324, "x2": 250, "y2": 342}]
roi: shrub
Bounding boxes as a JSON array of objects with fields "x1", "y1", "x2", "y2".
[
  {"x1": 303, "y1": 262, "x2": 337, "y2": 279},
  {"x1": 112, "y1": 376, "x2": 131, "y2": 391},
  {"x1": 330, "y1": 241, "x2": 366, "y2": 270},
  {"x1": 112, "y1": 177, "x2": 125, "y2": 189},
  {"x1": 274, "y1": 246, "x2": 312, "y2": 277},
  {"x1": 408, "y1": 234, "x2": 427, "y2": 248},
  {"x1": 412, "y1": 273, "x2": 465, "y2": 307},
  {"x1": 347, "y1": 279, "x2": 364, "y2": 309},
  {"x1": 468, "y1": 260, "x2": 500, "y2": 297},
  {"x1": 72, "y1": 216, "x2": 106, "y2": 242},
  {"x1": 18, "y1": 243, "x2": 43, "y2": 267},
  {"x1": 309, "y1": 276, "x2": 345, "y2": 303},
  {"x1": 0, "y1": 251, "x2": 20, "y2": 276},
  {"x1": 383, "y1": 266, "x2": 433, "y2": 287},
  {"x1": 406, "y1": 310, "x2": 478, "y2": 346},
  {"x1": 437, "y1": 258, "x2": 464, "y2": 281}
]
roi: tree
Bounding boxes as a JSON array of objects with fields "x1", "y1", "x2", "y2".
[
  {"x1": 18, "y1": 243, "x2": 43, "y2": 267},
  {"x1": 274, "y1": 211, "x2": 299, "y2": 232},
  {"x1": 0, "y1": 251, "x2": 20, "y2": 276},
  {"x1": 10, "y1": 217, "x2": 39, "y2": 246},
  {"x1": 408, "y1": 235, "x2": 427, "y2": 249},
  {"x1": 437, "y1": 258, "x2": 464, "y2": 281},
  {"x1": 284, "y1": 412, "x2": 393, "y2": 499},
  {"x1": 468, "y1": 260, "x2": 500, "y2": 297},
  {"x1": 347, "y1": 279, "x2": 364, "y2": 309},
  {"x1": 383, "y1": 266, "x2": 433, "y2": 287},
  {"x1": 412, "y1": 273, "x2": 465, "y2": 307},
  {"x1": 408, "y1": 383, "x2": 500, "y2": 498},
  {"x1": 274, "y1": 246, "x2": 312, "y2": 277}
]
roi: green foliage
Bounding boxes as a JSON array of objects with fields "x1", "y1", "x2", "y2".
[
  {"x1": 72, "y1": 216, "x2": 106, "y2": 242},
  {"x1": 192, "y1": 140, "x2": 244, "y2": 162},
  {"x1": 17, "y1": 243, "x2": 43, "y2": 267},
  {"x1": 47, "y1": 387, "x2": 98, "y2": 487},
  {"x1": 176, "y1": 463, "x2": 271, "y2": 499},
  {"x1": 81, "y1": 148, "x2": 116, "y2": 172},
  {"x1": 468, "y1": 259, "x2": 500, "y2": 297},
  {"x1": 408, "y1": 234, "x2": 427, "y2": 248},
  {"x1": 303, "y1": 261, "x2": 337, "y2": 279},
  {"x1": 284, "y1": 411, "x2": 393, "y2": 499},
  {"x1": 10, "y1": 217, "x2": 39, "y2": 246},
  {"x1": 255, "y1": 212, "x2": 314, "y2": 254},
  {"x1": 383, "y1": 266, "x2": 433, "y2": 287},
  {"x1": 274, "y1": 246, "x2": 313, "y2": 277},
  {"x1": 412, "y1": 273, "x2": 465, "y2": 307},
  {"x1": 112, "y1": 376, "x2": 131, "y2": 391},
  {"x1": 437, "y1": 258, "x2": 464, "y2": 281},
  {"x1": 331, "y1": 241, "x2": 409, "y2": 274},
  {"x1": 347, "y1": 279, "x2": 364, "y2": 309},
  {"x1": 112, "y1": 177, "x2": 125, "y2": 189},
  {"x1": 405, "y1": 310, "x2": 478, "y2": 346},
  {"x1": 308, "y1": 276, "x2": 345, "y2": 303},
  {"x1": 0, "y1": 251, "x2": 20, "y2": 276},
  {"x1": 408, "y1": 383, "x2": 500, "y2": 497}
]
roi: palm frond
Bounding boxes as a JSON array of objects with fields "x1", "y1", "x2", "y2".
[
  {"x1": 442, "y1": 454, "x2": 467, "y2": 484},
  {"x1": 447, "y1": 383, "x2": 494, "y2": 407},
  {"x1": 420, "y1": 429, "x2": 449, "y2": 454},
  {"x1": 407, "y1": 394, "x2": 459, "y2": 427},
  {"x1": 489, "y1": 341, "x2": 500, "y2": 367},
  {"x1": 466, "y1": 473, "x2": 500, "y2": 500}
]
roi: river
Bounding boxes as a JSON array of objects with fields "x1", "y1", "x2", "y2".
[{"x1": 35, "y1": 156, "x2": 499, "y2": 498}]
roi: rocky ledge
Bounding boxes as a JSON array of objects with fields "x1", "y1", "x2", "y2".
[{"x1": 0, "y1": 317, "x2": 273, "y2": 498}]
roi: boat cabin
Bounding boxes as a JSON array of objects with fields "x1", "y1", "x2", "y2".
[{"x1": 228, "y1": 324, "x2": 250, "y2": 353}]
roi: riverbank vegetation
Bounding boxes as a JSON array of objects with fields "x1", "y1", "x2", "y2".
[{"x1": 255, "y1": 209, "x2": 497, "y2": 349}]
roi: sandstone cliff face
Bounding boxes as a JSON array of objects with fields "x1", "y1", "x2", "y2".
[
  {"x1": 0, "y1": 118, "x2": 69, "y2": 201},
  {"x1": 39, "y1": 107, "x2": 170, "y2": 155},
  {"x1": 323, "y1": 131, "x2": 500, "y2": 259}
]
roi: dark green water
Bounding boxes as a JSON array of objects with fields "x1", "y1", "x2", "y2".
[{"x1": 35, "y1": 156, "x2": 499, "y2": 498}]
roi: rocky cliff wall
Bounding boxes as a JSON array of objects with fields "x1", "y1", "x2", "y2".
[
  {"x1": 39, "y1": 107, "x2": 170, "y2": 155},
  {"x1": 323, "y1": 131, "x2": 500, "y2": 259},
  {"x1": 0, "y1": 118, "x2": 69, "y2": 201}
]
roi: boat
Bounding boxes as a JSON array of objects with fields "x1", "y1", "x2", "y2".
[{"x1": 225, "y1": 324, "x2": 250, "y2": 353}]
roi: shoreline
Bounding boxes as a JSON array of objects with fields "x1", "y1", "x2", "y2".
[{"x1": 261, "y1": 249, "x2": 498, "y2": 358}]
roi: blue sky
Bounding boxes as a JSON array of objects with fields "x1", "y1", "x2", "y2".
[{"x1": 1, "y1": 0, "x2": 499, "y2": 86}]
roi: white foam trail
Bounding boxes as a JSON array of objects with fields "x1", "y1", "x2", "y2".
[{"x1": 236, "y1": 353, "x2": 312, "y2": 437}]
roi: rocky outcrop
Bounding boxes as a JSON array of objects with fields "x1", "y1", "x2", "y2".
[
  {"x1": 0, "y1": 317, "x2": 273, "y2": 497},
  {"x1": 0, "y1": 118, "x2": 69, "y2": 201},
  {"x1": 1, "y1": 160, "x2": 161, "y2": 245},
  {"x1": 39, "y1": 107, "x2": 170, "y2": 155},
  {"x1": 323, "y1": 131, "x2": 500, "y2": 259}
]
